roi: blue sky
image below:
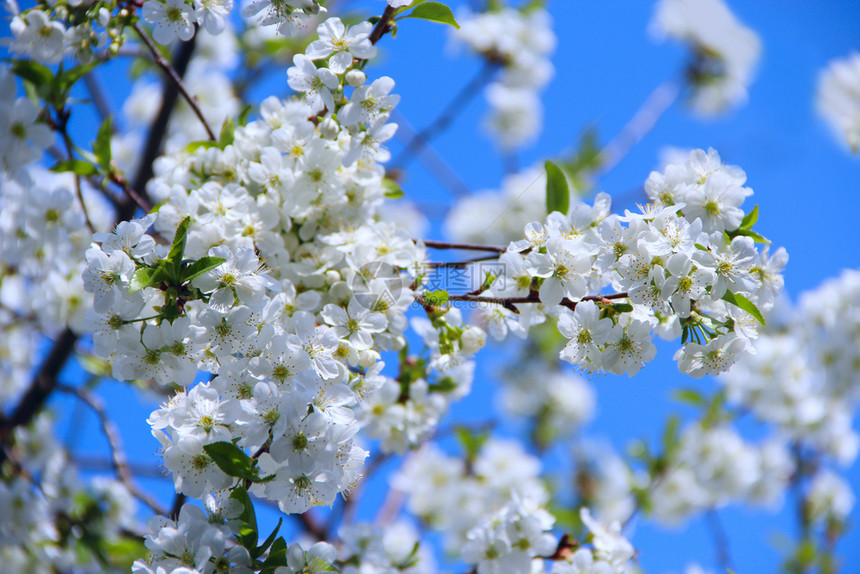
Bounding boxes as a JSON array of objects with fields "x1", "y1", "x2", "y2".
[{"x1": 28, "y1": 0, "x2": 860, "y2": 572}]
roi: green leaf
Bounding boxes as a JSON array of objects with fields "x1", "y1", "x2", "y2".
[
  {"x1": 50, "y1": 159, "x2": 99, "y2": 177},
  {"x1": 661, "y1": 414, "x2": 681, "y2": 457},
  {"x1": 183, "y1": 256, "x2": 226, "y2": 283},
  {"x1": 702, "y1": 390, "x2": 726, "y2": 428},
  {"x1": 57, "y1": 62, "x2": 98, "y2": 94},
  {"x1": 423, "y1": 289, "x2": 449, "y2": 306},
  {"x1": 261, "y1": 545, "x2": 288, "y2": 574},
  {"x1": 427, "y1": 376, "x2": 457, "y2": 393},
  {"x1": 184, "y1": 140, "x2": 220, "y2": 153},
  {"x1": 605, "y1": 302, "x2": 633, "y2": 313},
  {"x1": 204, "y1": 441, "x2": 255, "y2": 479},
  {"x1": 672, "y1": 388, "x2": 706, "y2": 407},
  {"x1": 739, "y1": 204, "x2": 758, "y2": 230},
  {"x1": 456, "y1": 427, "x2": 489, "y2": 461},
  {"x1": 129, "y1": 265, "x2": 167, "y2": 293},
  {"x1": 219, "y1": 117, "x2": 235, "y2": 148},
  {"x1": 405, "y1": 1, "x2": 460, "y2": 28},
  {"x1": 382, "y1": 177, "x2": 404, "y2": 199},
  {"x1": 544, "y1": 160, "x2": 570, "y2": 215},
  {"x1": 10, "y1": 60, "x2": 53, "y2": 87},
  {"x1": 229, "y1": 487, "x2": 258, "y2": 551},
  {"x1": 729, "y1": 227, "x2": 770, "y2": 244},
  {"x1": 94, "y1": 115, "x2": 113, "y2": 170},
  {"x1": 254, "y1": 519, "x2": 282, "y2": 560},
  {"x1": 238, "y1": 104, "x2": 253, "y2": 127},
  {"x1": 721, "y1": 291, "x2": 765, "y2": 326},
  {"x1": 167, "y1": 217, "x2": 191, "y2": 282}
]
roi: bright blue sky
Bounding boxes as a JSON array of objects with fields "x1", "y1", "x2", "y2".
[{"x1": 32, "y1": 0, "x2": 860, "y2": 572}]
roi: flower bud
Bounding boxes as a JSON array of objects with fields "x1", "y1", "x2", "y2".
[
  {"x1": 461, "y1": 326, "x2": 486, "y2": 354},
  {"x1": 325, "y1": 270, "x2": 341, "y2": 285},
  {"x1": 345, "y1": 70, "x2": 366, "y2": 88},
  {"x1": 319, "y1": 117, "x2": 339, "y2": 139},
  {"x1": 358, "y1": 349, "x2": 380, "y2": 369}
]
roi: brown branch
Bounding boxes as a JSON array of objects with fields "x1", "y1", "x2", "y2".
[
  {"x1": 390, "y1": 61, "x2": 498, "y2": 170},
  {"x1": 389, "y1": 109, "x2": 473, "y2": 197},
  {"x1": 133, "y1": 23, "x2": 216, "y2": 141},
  {"x1": 368, "y1": 4, "x2": 397, "y2": 45},
  {"x1": 705, "y1": 509, "x2": 734, "y2": 572},
  {"x1": 57, "y1": 109, "x2": 96, "y2": 234},
  {"x1": 445, "y1": 292, "x2": 630, "y2": 313},
  {"x1": 421, "y1": 239, "x2": 506, "y2": 253},
  {"x1": 83, "y1": 70, "x2": 112, "y2": 125},
  {"x1": 0, "y1": 32, "x2": 199, "y2": 463},
  {"x1": 422, "y1": 253, "x2": 502, "y2": 268},
  {"x1": 597, "y1": 79, "x2": 680, "y2": 178},
  {"x1": 58, "y1": 384, "x2": 168, "y2": 515}
]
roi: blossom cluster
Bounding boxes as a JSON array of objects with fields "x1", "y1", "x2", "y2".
[
  {"x1": 8, "y1": 1, "x2": 117, "y2": 64},
  {"x1": 81, "y1": 16, "x2": 489, "y2": 522},
  {"x1": 0, "y1": 162, "x2": 113, "y2": 403},
  {"x1": 451, "y1": 5, "x2": 556, "y2": 149},
  {"x1": 722, "y1": 269, "x2": 860, "y2": 466},
  {"x1": 478, "y1": 148, "x2": 785, "y2": 377},
  {"x1": 816, "y1": 52, "x2": 860, "y2": 153},
  {"x1": 651, "y1": 0, "x2": 760, "y2": 114},
  {"x1": 648, "y1": 422, "x2": 794, "y2": 525},
  {"x1": 394, "y1": 439, "x2": 638, "y2": 574},
  {"x1": 444, "y1": 165, "x2": 550, "y2": 245},
  {"x1": 0, "y1": 415, "x2": 138, "y2": 573}
]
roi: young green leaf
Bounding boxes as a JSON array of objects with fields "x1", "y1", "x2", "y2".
[
  {"x1": 254, "y1": 519, "x2": 283, "y2": 560},
  {"x1": 229, "y1": 487, "x2": 259, "y2": 551},
  {"x1": 11, "y1": 60, "x2": 53, "y2": 87},
  {"x1": 729, "y1": 227, "x2": 770, "y2": 244},
  {"x1": 203, "y1": 441, "x2": 255, "y2": 479},
  {"x1": 405, "y1": 2, "x2": 460, "y2": 29},
  {"x1": 219, "y1": 117, "x2": 235, "y2": 148},
  {"x1": 129, "y1": 266, "x2": 164, "y2": 293},
  {"x1": 167, "y1": 217, "x2": 192, "y2": 282},
  {"x1": 672, "y1": 388, "x2": 706, "y2": 407},
  {"x1": 423, "y1": 290, "x2": 449, "y2": 306},
  {"x1": 94, "y1": 115, "x2": 113, "y2": 170},
  {"x1": 739, "y1": 204, "x2": 759, "y2": 230},
  {"x1": 544, "y1": 160, "x2": 570, "y2": 215},
  {"x1": 382, "y1": 177, "x2": 404, "y2": 199},
  {"x1": 183, "y1": 256, "x2": 227, "y2": 284},
  {"x1": 721, "y1": 291, "x2": 765, "y2": 326},
  {"x1": 50, "y1": 159, "x2": 99, "y2": 177}
]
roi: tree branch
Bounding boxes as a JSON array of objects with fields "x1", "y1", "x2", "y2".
[
  {"x1": 133, "y1": 23, "x2": 216, "y2": 141},
  {"x1": 597, "y1": 79, "x2": 679, "y2": 178},
  {"x1": 705, "y1": 509, "x2": 734, "y2": 572},
  {"x1": 390, "y1": 61, "x2": 498, "y2": 170},
  {"x1": 0, "y1": 32, "x2": 200, "y2": 461},
  {"x1": 58, "y1": 384, "x2": 168, "y2": 516},
  {"x1": 444, "y1": 292, "x2": 630, "y2": 313},
  {"x1": 368, "y1": 4, "x2": 397, "y2": 45},
  {"x1": 421, "y1": 239, "x2": 507, "y2": 253}
]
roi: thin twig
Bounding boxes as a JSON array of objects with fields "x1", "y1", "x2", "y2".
[
  {"x1": 705, "y1": 509, "x2": 734, "y2": 572},
  {"x1": 421, "y1": 239, "x2": 506, "y2": 253},
  {"x1": 389, "y1": 109, "x2": 473, "y2": 197},
  {"x1": 390, "y1": 61, "x2": 498, "y2": 170},
  {"x1": 0, "y1": 31, "x2": 199, "y2": 464},
  {"x1": 110, "y1": 172, "x2": 152, "y2": 213},
  {"x1": 83, "y1": 70, "x2": 112, "y2": 126},
  {"x1": 422, "y1": 253, "x2": 502, "y2": 268},
  {"x1": 597, "y1": 79, "x2": 680, "y2": 177},
  {"x1": 444, "y1": 292, "x2": 630, "y2": 313},
  {"x1": 133, "y1": 23, "x2": 216, "y2": 141},
  {"x1": 58, "y1": 384, "x2": 168, "y2": 516}
]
